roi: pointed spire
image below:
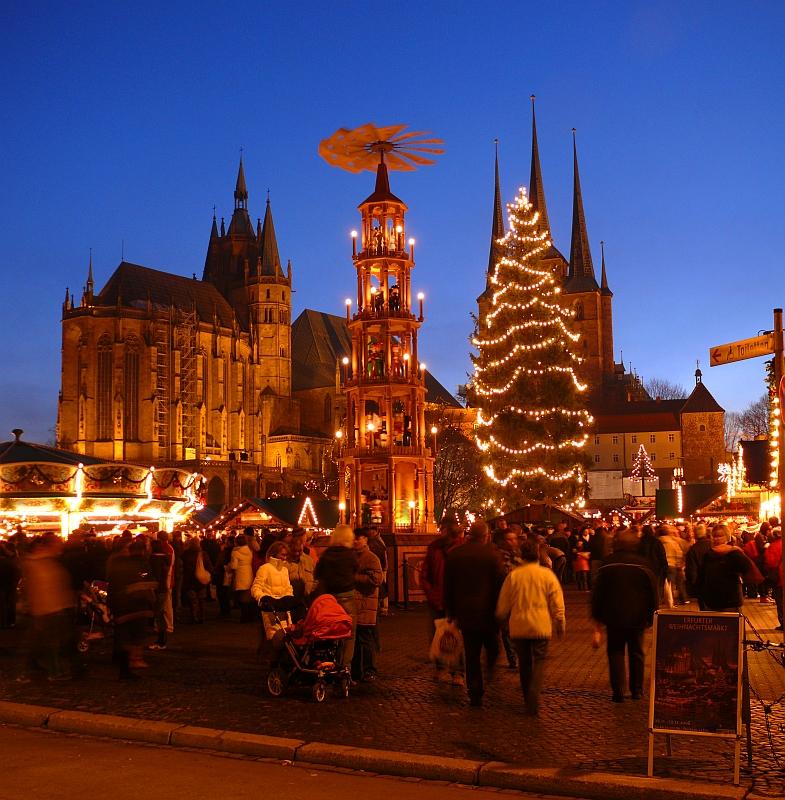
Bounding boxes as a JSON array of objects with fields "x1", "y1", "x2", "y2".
[
  {"x1": 210, "y1": 213, "x2": 219, "y2": 240},
  {"x1": 529, "y1": 95, "x2": 551, "y2": 235},
  {"x1": 600, "y1": 240, "x2": 612, "y2": 296},
  {"x1": 486, "y1": 139, "x2": 504, "y2": 287},
  {"x1": 566, "y1": 129, "x2": 599, "y2": 292},
  {"x1": 220, "y1": 217, "x2": 225, "y2": 236},
  {"x1": 86, "y1": 249, "x2": 94, "y2": 294},
  {"x1": 259, "y1": 198, "x2": 283, "y2": 277},
  {"x1": 234, "y1": 153, "x2": 248, "y2": 209},
  {"x1": 361, "y1": 151, "x2": 405, "y2": 205},
  {"x1": 256, "y1": 217, "x2": 263, "y2": 241}
]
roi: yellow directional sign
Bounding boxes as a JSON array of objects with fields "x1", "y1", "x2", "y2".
[{"x1": 709, "y1": 333, "x2": 775, "y2": 366}]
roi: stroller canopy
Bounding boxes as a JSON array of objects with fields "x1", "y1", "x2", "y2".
[{"x1": 298, "y1": 594, "x2": 353, "y2": 642}]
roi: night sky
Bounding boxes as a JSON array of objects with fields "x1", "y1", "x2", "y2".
[{"x1": 2, "y1": 2, "x2": 784, "y2": 443}]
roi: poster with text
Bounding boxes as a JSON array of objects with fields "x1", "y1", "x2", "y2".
[{"x1": 649, "y1": 611, "x2": 742, "y2": 736}]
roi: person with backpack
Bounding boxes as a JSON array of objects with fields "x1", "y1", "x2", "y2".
[{"x1": 696, "y1": 524, "x2": 763, "y2": 612}]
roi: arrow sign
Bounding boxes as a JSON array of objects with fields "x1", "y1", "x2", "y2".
[{"x1": 709, "y1": 333, "x2": 775, "y2": 366}]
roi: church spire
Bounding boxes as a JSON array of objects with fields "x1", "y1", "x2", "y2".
[
  {"x1": 259, "y1": 197, "x2": 284, "y2": 279},
  {"x1": 486, "y1": 139, "x2": 504, "y2": 287},
  {"x1": 234, "y1": 154, "x2": 248, "y2": 210},
  {"x1": 600, "y1": 240, "x2": 612, "y2": 295},
  {"x1": 566, "y1": 129, "x2": 599, "y2": 292},
  {"x1": 86, "y1": 249, "x2": 94, "y2": 295},
  {"x1": 529, "y1": 95, "x2": 551, "y2": 236}
]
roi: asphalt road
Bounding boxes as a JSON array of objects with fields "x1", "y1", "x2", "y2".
[{"x1": 0, "y1": 725, "x2": 583, "y2": 800}]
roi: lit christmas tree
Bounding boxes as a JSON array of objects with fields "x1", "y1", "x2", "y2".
[
  {"x1": 629, "y1": 444, "x2": 656, "y2": 495},
  {"x1": 471, "y1": 186, "x2": 592, "y2": 508}
]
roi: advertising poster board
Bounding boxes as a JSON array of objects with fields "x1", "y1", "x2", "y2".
[
  {"x1": 647, "y1": 611, "x2": 744, "y2": 784},
  {"x1": 649, "y1": 610, "x2": 743, "y2": 736}
]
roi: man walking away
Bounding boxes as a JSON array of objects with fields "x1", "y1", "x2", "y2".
[
  {"x1": 685, "y1": 524, "x2": 712, "y2": 608},
  {"x1": 444, "y1": 521, "x2": 504, "y2": 707},
  {"x1": 591, "y1": 527, "x2": 658, "y2": 703},
  {"x1": 696, "y1": 524, "x2": 763, "y2": 612},
  {"x1": 496, "y1": 539, "x2": 565, "y2": 715}
]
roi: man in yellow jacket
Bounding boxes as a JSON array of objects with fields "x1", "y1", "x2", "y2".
[{"x1": 496, "y1": 538, "x2": 565, "y2": 716}]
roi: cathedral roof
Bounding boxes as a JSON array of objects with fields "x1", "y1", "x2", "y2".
[
  {"x1": 97, "y1": 261, "x2": 238, "y2": 328},
  {"x1": 291, "y1": 309, "x2": 462, "y2": 407}
]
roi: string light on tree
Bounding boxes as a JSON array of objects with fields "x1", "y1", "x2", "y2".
[
  {"x1": 630, "y1": 444, "x2": 656, "y2": 495},
  {"x1": 469, "y1": 185, "x2": 591, "y2": 507}
]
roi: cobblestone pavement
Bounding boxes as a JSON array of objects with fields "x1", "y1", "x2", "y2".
[{"x1": 1, "y1": 590, "x2": 783, "y2": 795}]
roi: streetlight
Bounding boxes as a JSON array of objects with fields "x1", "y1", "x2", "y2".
[
  {"x1": 345, "y1": 298, "x2": 352, "y2": 320},
  {"x1": 430, "y1": 425, "x2": 438, "y2": 454},
  {"x1": 367, "y1": 421, "x2": 375, "y2": 450},
  {"x1": 338, "y1": 500, "x2": 346, "y2": 524},
  {"x1": 341, "y1": 354, "x2": 349, "y2": 381},
  {"x1": 408, "y1": 499, "x2": 415, "y2": 529},
  {"x1": 350, "y1": 230, "x2": 358, "y2": 258},
  {"x1": 417, "y1": 291, "x2": 424, "y2": 320}
]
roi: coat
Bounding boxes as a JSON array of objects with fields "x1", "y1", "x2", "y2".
[
  {"x1": 314, "y1": 546, "x2": 358, "y2": 595},
  {"x1": 591, "y1": 551, "x2": 658, "y2": 630},
  {"x1": 421, "y1": 534, "x2": 458, "y2": 611},
  {"x1": 229, "y1": 544, "x2": 254, "y2": 590},
  {"x1": 496, "y1": 561, "x2": 565, "y2": 639},
  {"x1": 251, "y1": 558, "x2": 293, "y2": 602},
  {"x1": 354, "y1": 546, "x2": 383, "y2": 626},
  {"x1": 444, "y1": 540, "x2": 504, "y2": 631}
]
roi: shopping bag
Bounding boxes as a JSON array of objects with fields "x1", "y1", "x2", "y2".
[
  {"x1": 663, "y1": 578, "x2": 674, "y2": 609},
  {"x1": 195, "y1": 552, "x2": 211, "y2": 585},
  {"x1": 429, "y1": 618, "x2": 464, "y2": 669}
]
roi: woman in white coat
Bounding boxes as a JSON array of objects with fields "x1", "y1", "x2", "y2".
[{"x1": 229, "y1": 529, "x2": 256, "y2": 622}]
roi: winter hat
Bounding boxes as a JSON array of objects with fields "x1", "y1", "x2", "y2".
[{"x1": 330, "y1": 524, "x2": 355, "y2": 548}]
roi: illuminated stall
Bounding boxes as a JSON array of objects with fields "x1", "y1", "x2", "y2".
[{"x1": 0, "y1": 430, "x2": 204, "y2": 537}]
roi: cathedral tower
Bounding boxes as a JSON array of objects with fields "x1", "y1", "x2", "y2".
[{"x1": 338, "y1": 155, "x2": 436, "y2": 532}]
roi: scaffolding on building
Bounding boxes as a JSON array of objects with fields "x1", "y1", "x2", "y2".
[
  {"x1": 154, "y1": 315, "x2": 171, "y2": 457},
  {"x1": 177, "y1": 308, "x2": 198, "y2": 459}
]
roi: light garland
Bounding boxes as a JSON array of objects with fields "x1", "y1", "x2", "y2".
[
  {"x1": 770, "y1": 395, "x2": 780, "y2": 490},
  {"x1": 297, "y1": 496, "x2": 319, "y2": 527},
  {"x1": 472, "y1": 185, "x2": 591, "y2": 503}
]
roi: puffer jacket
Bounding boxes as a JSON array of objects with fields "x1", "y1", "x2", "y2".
[
  {"x1": 496, "y1": 561, "x2": 565, "y2": 639},
  {"x1": 229, "y1": 544, "x2": 254, "y2": 590},
  {"x1": 250, "y1": 557, "x2": 293, "y2": 602}
]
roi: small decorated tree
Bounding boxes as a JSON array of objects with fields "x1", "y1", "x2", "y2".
[
  {"x1": 630, "y1": 444, "x2": 656, "y2": 495},
  {"x1": 471, "y1": 187, "x2": 591, "y2": 508}
]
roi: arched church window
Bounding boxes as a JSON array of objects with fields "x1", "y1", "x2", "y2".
[
  {"x1": 275, "y1": 453, "x2": 282, "y2": 470},
  {"x1": 124, "y1": 337, "x2": 140, "y2": 441},
  {"x1": 97, "y1": 335, "x2": 113, "y2": 440},
  {"x1": 575, "y1": 302, "x2": 584, "y2": 321},
  {"x1": 295, "y1": 453, "x2": 302, "y2": 470}
]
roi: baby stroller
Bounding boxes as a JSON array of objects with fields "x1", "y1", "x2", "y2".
[
  {"x1": 77, "y1": 580, "x2": 112, "y2": 652},
  {"x1": 264, "y1": 593, "x2": 353, "y2": 703}
]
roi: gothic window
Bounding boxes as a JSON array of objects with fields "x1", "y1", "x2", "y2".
[
  {"x1": 295, "y1": 453, "x2": 301, "y2": 470},
  {"x1": 124, "y1": 338, "x2": 140, "y2": 441},
  {"x1": 280, "y1": 347, "x2": 286, "y2": 358},
  {"x1": 574, "y1": 302, "x2": 584, "y2": 321},
  {"x1": 97, "y1": 335, "x2": 112, "y2": 440},
  {"x1": 324, "y1": 393, "x2": 332, "y2": 424},
  {"x1": 275, "y1": 453, "x2": 282, "y2": 469},
  {"x1": 266, "y1": 289, "x2": 270, "y2": 299}
]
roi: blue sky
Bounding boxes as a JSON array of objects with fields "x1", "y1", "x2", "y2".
[{"x1": 1, "y1": 1, "x2": 784, "y2": 442}]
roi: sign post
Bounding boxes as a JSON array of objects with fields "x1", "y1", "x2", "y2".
[{"x1": 710, "y1": 308, "x2": 785, "y2": 647}]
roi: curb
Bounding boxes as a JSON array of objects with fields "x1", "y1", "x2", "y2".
[{"x1": 0, "y1": 700, "x2": 747, "y2": 800}]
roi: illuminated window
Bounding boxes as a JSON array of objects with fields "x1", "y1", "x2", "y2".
[
  {"x1": 668, "y1": 433, "x2": 675, "y2": 443},
  {"x1": 97, "y1": 335, "x2": 112, "y2": 440},
  {"x1": 275, "y1": 453, "x2": 282, "y2": 469}
]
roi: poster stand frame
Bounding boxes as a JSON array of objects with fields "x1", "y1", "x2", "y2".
[{"x1": 646, "y1": 610, "x2": 744, "y2": 786}]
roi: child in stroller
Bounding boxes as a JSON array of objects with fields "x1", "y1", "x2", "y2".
[{"x1": 263, "y1": 593, "x2": 353, "y2": 702}]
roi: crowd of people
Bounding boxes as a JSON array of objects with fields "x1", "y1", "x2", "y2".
[
  {"x1": 421, "y1": 516, "x2": 784, "y2": 710},
  {"x1": 0, "y1": 522, "x2": 388, "y2": 683},
  {"x1": 0, "y1": 514, "x2": 782, "y2": 711}
]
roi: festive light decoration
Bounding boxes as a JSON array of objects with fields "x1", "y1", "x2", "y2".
[
  {"x1": 470, "y1": 186, "x2": 591, "y2": 505},
  {"x1": 297, "y1": 496, "x2": 319, "y2": 527},
  {"x1": 770, "y1": 395, "x2": 780, "y2": 489},
  {"x1": 718, "y1": 443, "x2": 746, "y2": 503}
]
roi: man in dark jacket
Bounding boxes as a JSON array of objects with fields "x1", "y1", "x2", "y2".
[
  {"x1": 444, "y1": 521, "x2": 505, "y2": 707},
  {"x1": 685, "y1": 524, "x2": 713, "y2": 607},
  {"x1": 591, "y1": 528, "x2": 658, "y2": 703}
]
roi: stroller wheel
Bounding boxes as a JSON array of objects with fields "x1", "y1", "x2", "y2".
[
  {"x1": 312, "y1": 680, "x2": 327, "y2": 703},
  {"x1": 267, "y1": 668, "x2": 287, "y2": 697},
  {"x1": 77, "y1": 638, "x2": 89, "y2": 654}
]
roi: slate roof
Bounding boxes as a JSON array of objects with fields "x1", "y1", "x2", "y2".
[
  {"x1": 97, "y1": 261, "x2": 238, "y2": 328},
  {"x1": 681, "y1": 381, "x2": 724, "y2": 414},
  {"x1": 291, "y1": 309, "x2": 462, "y2": 407}
]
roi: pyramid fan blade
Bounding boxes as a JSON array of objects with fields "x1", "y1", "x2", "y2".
[
  {"x1": 377, "y1": 124, "x2": 408, "y2": 140},
  {"x1": 389, "y1": 129, "x2": 433, "y2": 142},
  {"x1": 404, "y1": 146, "x2": 445, "y2": 154},
  {"x1": 401, "y1": 152, "x2": 436, "y2": 166}
]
